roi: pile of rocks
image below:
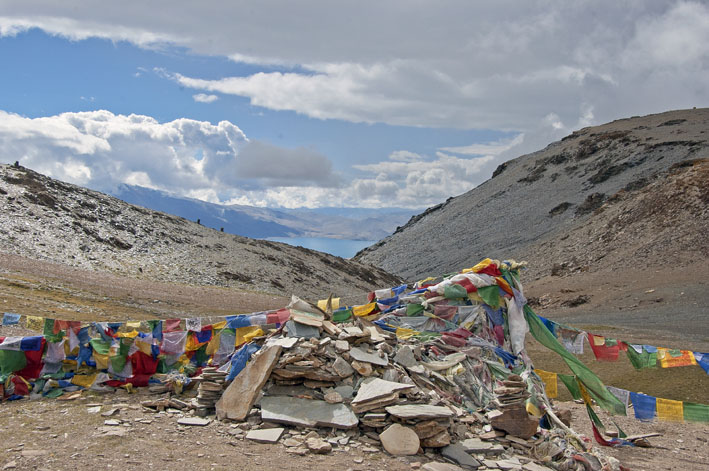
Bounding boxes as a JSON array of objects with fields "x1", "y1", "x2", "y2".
[
  {"x1": 168, "y1": 294, "x2": 613, "y2": 470},
  {"x1": 192, "y1": 367, "x2": 228, "y2": 415}
]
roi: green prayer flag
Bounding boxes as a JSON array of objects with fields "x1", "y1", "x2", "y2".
[
  {"x1": 683, "y1": 402, "x2": 709, "y2": 423},
  {"x1": 625, "y1": 346, "x2": 657, "y2": 370},
  {"x1": 110, "y1": 338, "x2": 131, "y2": 372},
  {"x1": 524, "y1": 305, "x2": 625, "y2": 415},
  {"x1": 444, "y1": 284, "x2": 467, "y2": 300},
  {"x1": 89, "y1": 338, "x2": 111, "y2": 356},
  {"x1": 406, "y1": 303, "x2": 424, "y2": 316},
  {"x1": 558, "y1": 373, "x2": 582, "y2": 400},
  {"x1": 45, "y1": 388, "x2": 64, "y2": 398},
  {"x1": 477, "y1": 285, "x2": 501, "y2": 308},
  {"x1": 0, "y1": 350, "x2": 27, "y2": 374},
  {"x1": 332, "y1": 309, "x2": 353, "y2": 323}
]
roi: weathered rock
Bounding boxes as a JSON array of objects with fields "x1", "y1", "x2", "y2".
[
  {"x1": 260, "y1": 395, "x2": 359, "y2": 429},
  {"x1": 334, "y1": 340, "x2": 350, "y2": 352},
  {"x1": 489, "y1": 404, "x2": 538, "y2": 439},
  {"x1": 285, "y1": 320, "x2": 320, "y2": 339},
  {"x1": 413, "y1": 420, "x2": 449, "y2": 439},
  {"x1": 246, "y1": 427, "x2": 284, "y2": 443},
  {"x1": 334, "y1": 385, "x2": 354, "y2": 399},
  {"x1": 351, "y1": 360, "x2": 373, "y2": 376},
  {"x1": 441, "y1": 443, "x2": 481, "y2": 469},
  {"x1": 379, "y1": 423, "x2": 420, "y2": 456},
  {"x1": 496, "y1": 457, "x2": 522, "y2": 471},
  {"x1": 283, "y1": 438, "x2": 302, "y2": 447},
  {"x1": 177, "y1": 417, "x2": 211, "y2": 426},
  {"x1": 305, "y1": 437, "x2": 333, "y2": 454},
  {"x1": 522, "y1": 463, "x2": 554, "y2": 471},
  {"x1": 385, "y1": 404, "x2": 454, "y2": 420},
  {"x1": 394, "y1": 345, "x2": 418, "y2": 368},
  {"x1": 459, "y1": 438, "x2": 505, "y2": 455},
  {"x1": 324, "y1": 391, "x2": 343, "y2": 404},
  {"x1": 333, "y1": 356, "x2": 355, "y2": 378},
  {"x1": 349, "y1": 346, "x2": 388, "y2": 366},
  {"x1": 420, "y1": 430, "x2": 451, "y2": 448},
  {"x1": 216, "y1": 345, "x2": 282, "y2": 421},
  {"x1": 422, "y1": 463, "x2": 465, "y2": 471},
  {"x1": 352, "y1": 378, "x2": 414, "y2": 405}
]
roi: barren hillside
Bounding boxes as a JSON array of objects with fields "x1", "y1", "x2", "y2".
[{"x1": 0, "y1": 164, "x2": 401, "y2": 313}]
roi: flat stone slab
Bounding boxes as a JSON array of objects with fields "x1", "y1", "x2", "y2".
[
  {"x1": 349, "y1": 346, "x2": 388, "y2": 366},
  {"x1": 177, "y1": 417, "x2": 211, "y2": 426},
  {"x1": 266, "y1": 337, "x2": 299, "y2": 348},
  {"x1": 394, "y1": 345, "x2": 418, "y2": 368},
  {"x1": 216, "y1": 345, "x2": 282, "y2": 421},
  {"x1": 422, "y1": 463, "x2": 465, "y2": 471},
  {"x1": 379, "y1": 423, "x2": 420, "y2": 456},
  {"x1": 523, "y1": 463, "x2": 553, "y2": 471},
  {"x1": 285, "y1": 320, "x2": 320, "y2": 339},
  {"x1": 352, "y1": 378, "x2": 414, "y2": 405},
  {"x1": 260, "y1": 395, "x2": 359, "y2": 429},
  {"x1": 246, "y1": 427, "x2": 284, "y2": 443},
  {"x1": 385, "y1": 404, "x2": 454, "y2": 419},
  {"x1": 441, "y1": 443, "x2": 481, "y2": 469},
  {"x1": 459, "y1": 438, "x2": 505, "y2": 454}
]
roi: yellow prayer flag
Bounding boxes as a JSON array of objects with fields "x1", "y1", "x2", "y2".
[
  {"x1": 656, "y1": 397, "x2": 684, "y2": 422},
  {"x1": 235, "y1": 326, "x2": 262, "y2": 346},
  {"x1": 395, "y1": 327, "x2": 418, "y2": 339},
  {"x1": 535, "y1": 369, "x2": 558, "y2": 398},
  {"x1": 71, "y1": 373, "x2": 97, "y2": 388},
  {"x1": 135, "y1": 340, "x2": 153, "y2": 356},
  {"x1": 212, "y1": 320, "x2": 227, "y2": 330},
  {"x1": 26, "y1": 315, "x2": 44, "y2": 331},
  {"x1": 243, "y1": 328, "x2": 263, "y2": 344},
  {"x1": 205, "y1": 332, "x2": 221, "y2": 356},
  {"x1": 578, "y1": 381, "x2": 593, "y2": 405},
  {"x1": 526, "y1": 400, "x2": 543, "y2": 418},
  {"x1": 467, "y1": 258, "x2": 494, "y2": 273},
  {"x1": 126, "y1": 321, "x2": 142, "y2": 329},
  {"x1": 353, "y1": 302, "x2": 377, "y2": 317},
  {"x1": 467, "y1": 292, "x2": 484, "y2": 303},
  {"x1": 657, "y1": 348, "x2": 697, "y2": 368},
  {"x1": 93, "y1": 353, "x2": 109, "y2": 370},
  {"x1": 116, "y1": 330, "x2": 139, "y2": 338},
  {"x1": 592, "y1": 335, "x2": 606, "y2": 346}
]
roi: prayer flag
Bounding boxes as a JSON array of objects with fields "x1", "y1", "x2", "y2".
[
  {"x1": 2, "y1": 313, "x2": 21, "y2": 325},
  {"x1": 535, "y1": 369, "x2": 558, "y2": 398},
  {"x1": 656, "y1": 398, "x2": 683, "y2": 422},
  {"x1": 630, "y1": 392, "x2": 656, "y2": 421}
]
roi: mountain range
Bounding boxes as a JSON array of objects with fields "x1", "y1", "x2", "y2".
[{"x1": 111, "y1": 184, "x2": 415, "y2": 241}]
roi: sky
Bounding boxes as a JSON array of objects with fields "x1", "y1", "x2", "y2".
[{"x1": 0, "y1": 1, "x2": 707, "y2": 209}]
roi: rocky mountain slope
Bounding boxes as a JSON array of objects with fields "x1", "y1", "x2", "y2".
[
  {"x1": 356, "y1": 109, "x2": 709, "y2": 282},
  {"x1": 0, "y1": 164, "x2": 401, "y2": 304}
]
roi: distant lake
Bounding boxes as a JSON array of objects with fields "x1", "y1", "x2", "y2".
[{"x1": 265, "y1": 237, "x2": 376, "y2": 259}]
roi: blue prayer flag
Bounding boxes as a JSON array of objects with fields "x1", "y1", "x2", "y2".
[
  {"x1": 630, "y1": 392, "x2": 656, "y2": 421},
  {"x1": 2, "y1": 313, "x2": 21, "y2": 325}
]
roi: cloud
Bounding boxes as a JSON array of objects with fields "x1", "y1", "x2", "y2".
[
  {"x1": 1, "y1": 2, "x2": 706, "y2": 131},
  {"x1": 0, "y1": 110, "x2": 343, "y2": 204},
  {"x1": 233, "y1": 140, "x2": 342, "y2": 188},
  {"x1": 439, "y1": 134, "x2": 524, "y2": 156},
  {"x1": 192, "y1": 93, "x2": 218, "y2": 103},
  {"x1": 349, "y1": 150, "x2": 495, "y2": 207}
]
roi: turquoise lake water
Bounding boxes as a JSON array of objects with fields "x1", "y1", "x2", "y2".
[{"x1": 265, "y1": 237, "x2": 376, "y2": 259}]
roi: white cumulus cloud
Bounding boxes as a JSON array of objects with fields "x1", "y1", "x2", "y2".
[{"x1": 192, "y1": 93, "x2": 218, "y2": 103}]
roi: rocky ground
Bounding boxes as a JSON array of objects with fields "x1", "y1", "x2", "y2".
[{"x1": 0, "y1": 375, "x2": 707, "y2": 471}]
